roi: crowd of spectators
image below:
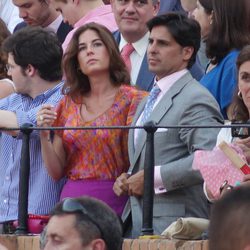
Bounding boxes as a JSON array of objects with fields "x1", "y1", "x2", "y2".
[{"x1": 0, "y1": 0, "x2": 250, "y2": 249}]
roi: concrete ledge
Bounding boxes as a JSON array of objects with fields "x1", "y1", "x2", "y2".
[
  {"x1": 0, "y1": 235, "x2": 209, "y2": 250},
  {"x1": 0, "y1": 235, "x2": 40, "y2": 250}
]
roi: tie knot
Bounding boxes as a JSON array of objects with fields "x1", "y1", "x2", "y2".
[{"x1": 121, "y1": 43, "x2": 134, "y2": 57}]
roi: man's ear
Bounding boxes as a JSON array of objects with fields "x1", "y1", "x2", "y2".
[
  {"x1": 88, "y1": 238, "x2": 106, "y2": 250},
  {"x1": 110, "y1": 0, "x2": 115, "y2": 11},
  {"x1": 153, "y1": 1, "x2": 160, "y2": 16},
  {"x1": 71, "y1": 0, "x2": 79, "y2": 6},
  {"x1": 243, "y1": 245, "x2": 250, "y2": 250},
  {"x1": 182, "y1": 46, "x2": 194, "y2": 61},
  {"x1": 25, "y1": 64, "x2": 36, "y2": 77}
]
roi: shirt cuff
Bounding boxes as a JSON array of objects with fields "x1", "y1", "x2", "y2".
[
  {"x1": 154, "y1": 165, "x2": 167, "y2": 194},
  {"x1": 203, "y1": 182, "x2": 215, "y2": 203}
]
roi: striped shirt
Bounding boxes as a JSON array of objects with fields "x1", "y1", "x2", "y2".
[{"x1": 0, "y1": 82, "x2": 65, "y2": 222}]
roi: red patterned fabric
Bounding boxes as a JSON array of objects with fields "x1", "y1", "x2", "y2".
[{"x1": 54, "y1": 85, "x2": 147, "y2": 180}]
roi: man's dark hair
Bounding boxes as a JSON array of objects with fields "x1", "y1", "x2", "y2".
[
  {"x1": 209, "y1": 186, "x2": 250, "y2": 250},
  {"x1": 50, "y1": 197, "x2": 123, "y2": 250},
  {"x1": 3, "y1": 26, "x2": 62, "y2": 81},
  {"x1": 147, "y1": 12, "x2": 201, "y2": 69}
]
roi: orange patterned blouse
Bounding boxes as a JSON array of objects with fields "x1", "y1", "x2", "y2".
[{"x1": 54, "y1": 85, "x2": 147, "y2": 180}]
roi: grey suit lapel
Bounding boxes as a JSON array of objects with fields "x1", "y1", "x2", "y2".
[
  {"x1": 150, "y1": 73, "x2": 193, "y2": 124},
  {"x1": 128, "y1": 97, "x2": 147, "y2": 169},
  {"x1": 130, "y1": 72, "x2": 193, "y2": 168}
]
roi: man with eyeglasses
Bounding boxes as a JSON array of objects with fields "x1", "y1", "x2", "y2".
[
  {"x1": 0, "y1": 26, "x2": 65, "y2": 234},
  {"x1": 43, "y1": 197, "x2": 122, "y2": 250}
]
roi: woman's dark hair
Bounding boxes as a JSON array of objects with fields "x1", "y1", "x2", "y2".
[
  {"x1": 199, "y1": 0, "x2": 213, "y2": 14},
  {"x1": 230, "y1": 45, "x2": 250, "y2": 122},
  {"x1": 62, "y1": 22, "x2": 130, "y2": 101},
  {"x1": 0, "y1": 19, "x2": 10, "y2": 79},
  {"x1": 206, "y1": 0, "x2": 250, "y2": 65}
]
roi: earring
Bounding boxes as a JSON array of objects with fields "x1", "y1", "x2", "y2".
[{"x1": 238, "y1": 91, "x2": 243, "y2": 100}]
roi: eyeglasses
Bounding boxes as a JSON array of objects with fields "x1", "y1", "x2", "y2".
[
  {"x1": 62, "y1": 198, "x2": 105, "y2": 241},
  {"x1": 5, "y1": 64, "x2": 14, "y2": 72}
]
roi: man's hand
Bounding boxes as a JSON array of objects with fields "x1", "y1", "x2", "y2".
[
  {"x1": 113, "y1": 173, "x2": 129, "y2": 196},
  {"x1": 127, "y1": 170, "x2": 144, "y2": 197},
  {"x1": 241, "y1": 174, "x2": 250, "y2": 187}
]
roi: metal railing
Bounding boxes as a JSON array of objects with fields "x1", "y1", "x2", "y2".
[{"x1": 1, "y1": 122, "x2": 250, "y2": 235}]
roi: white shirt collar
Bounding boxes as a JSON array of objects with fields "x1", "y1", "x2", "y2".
[
  {"x1": 155, "y1": 69, "x2": 188, "y2": 95},
  {"x1": 44, "y1": 15, "x2": 63, "y2": 34}
]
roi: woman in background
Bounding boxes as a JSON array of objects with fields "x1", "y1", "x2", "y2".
[
  {"x1": 200, "y1": 0, "x2": 250, "y2": 119},
  {"x1": 192, "y1": 0, "x2": 213, "y2": 69},
  {"x1": 37, "y1": 23, "x2": 147, "y2": 216},
  {"x1": 204, "y1": 45, "x2": 250, "y2": 199}
]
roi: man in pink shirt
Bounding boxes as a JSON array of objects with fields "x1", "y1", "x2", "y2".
[
  {"x1": 50, "y1": 0, "x2": 118, "y2": 52},
  {"x1": 113, "y1": 12, "x2": 223, "y2": 238}
]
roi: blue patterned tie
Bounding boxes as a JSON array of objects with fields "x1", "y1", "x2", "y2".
[{"x1": 140, "y1": 85, "x2": 161, "y2": 125}]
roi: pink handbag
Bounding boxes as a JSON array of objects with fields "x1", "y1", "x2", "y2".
[{"x1": 13, "y1": 214, "x2": 49, "y2": 234}]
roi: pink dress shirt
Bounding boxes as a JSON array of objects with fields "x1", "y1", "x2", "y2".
[
  {"x1": 62, "y1": 5, "x2": 118, "y2": 52},
  {"x1": 135, "y1": 69, "x2": 188, "y2": 194}
]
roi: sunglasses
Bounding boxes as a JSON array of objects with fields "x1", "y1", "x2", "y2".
[{"x1": 62, "y1": 198, "x2": 105, "y2": 241}]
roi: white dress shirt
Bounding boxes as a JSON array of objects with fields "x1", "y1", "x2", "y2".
[
  {"x1": 119, "y1": 32, "x2": 149, "y2": 86},
  {"x1": 45, "y1": 15, "x2": 63, "y2": 34},
  {"x1": 0, "y1": 0, "x2": 22, "y2": 33}
]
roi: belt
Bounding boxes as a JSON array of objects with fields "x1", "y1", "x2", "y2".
[{"x1": 0, "y1": 221, "x2": 16, "y2": 234}]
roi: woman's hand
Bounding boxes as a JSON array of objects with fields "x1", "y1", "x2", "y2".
[
  {"x1": 234, "y1": 137, "x2": 250, "y2": 163},
  {"x1": 37, "y1": 104, "x2": 57, "y2": 138},
  {"x1": 241, "y1": 174, "x2": 250, "y2": 187}
]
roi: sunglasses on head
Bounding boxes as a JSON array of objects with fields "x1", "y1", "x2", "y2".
[{"x1": 62, "y1": 198, "x2": 105, "y2": 241}]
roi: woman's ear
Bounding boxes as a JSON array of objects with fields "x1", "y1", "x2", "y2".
[{"x1": 209, "y1": 10, "x2": 214, "y2": 25}]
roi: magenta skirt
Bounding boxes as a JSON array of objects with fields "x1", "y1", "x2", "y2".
[{"x1": 60, "y1": 179, "x2": 128, "y2": 217}]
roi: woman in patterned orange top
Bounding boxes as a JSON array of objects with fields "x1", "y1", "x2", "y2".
[{"x1": 37, "y1": 23, "x2": 147, "y2": 216}]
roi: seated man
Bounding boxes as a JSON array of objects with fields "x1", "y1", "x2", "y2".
[
  {"x1": 113, "y1": 13, "x2": 223, "y2": 237},
  {"x1": 209, "y1": 186, "x2": 250, "y2": 250},
  {"x1": 43, "y1": 197, "x2": 123, "y2": 250},
  {"x1": 0, "y1": 26, "x2": 64, "y2": 233}
]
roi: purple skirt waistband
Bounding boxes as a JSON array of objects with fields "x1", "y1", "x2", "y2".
[{"x1": 60, "y1": 179, "x2": 128, "y2": 216}]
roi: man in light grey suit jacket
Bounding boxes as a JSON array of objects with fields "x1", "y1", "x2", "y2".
[{"x1": 113, "y1": 13, "x2": 224, "y2": 238}]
